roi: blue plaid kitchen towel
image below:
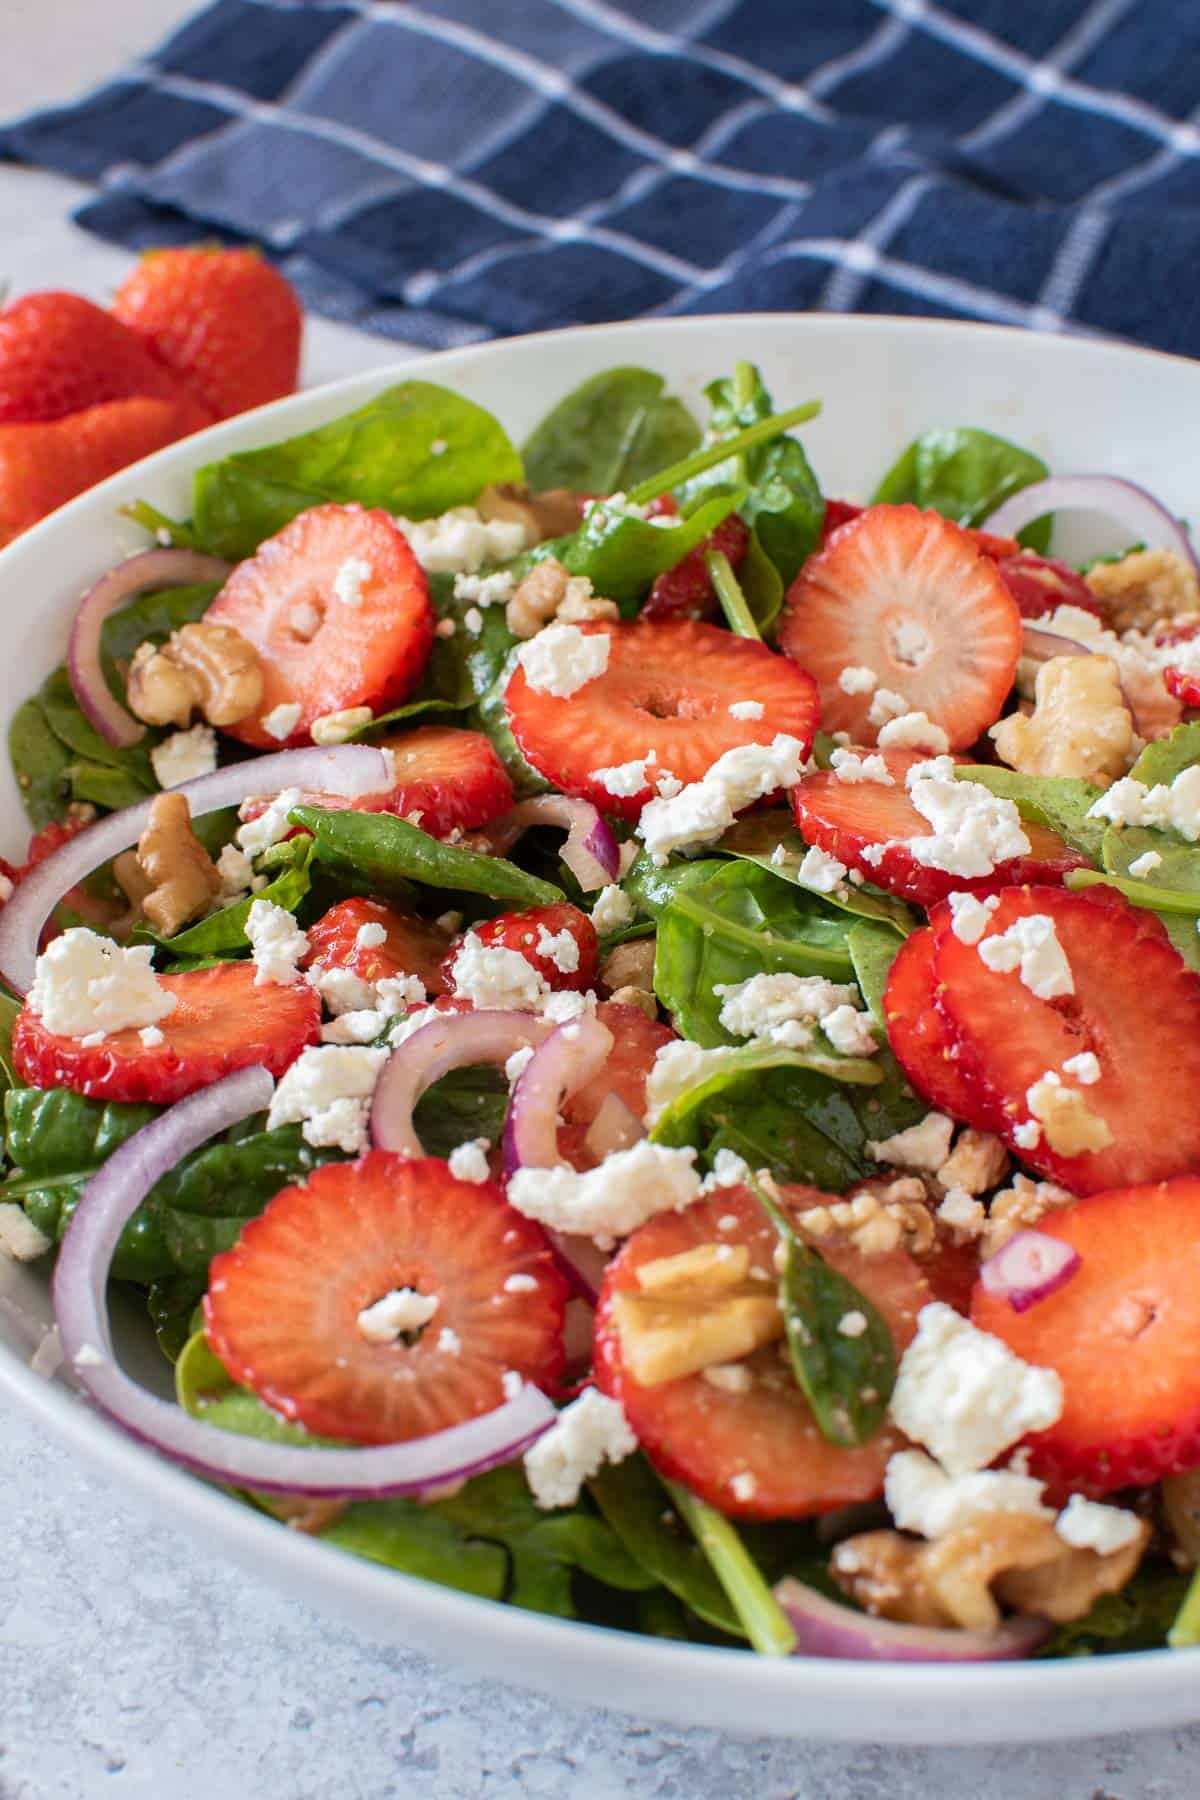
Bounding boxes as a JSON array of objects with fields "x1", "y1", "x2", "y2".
[{"x1": 4, "y1": 0, "x2": 1200, "y2": 354}]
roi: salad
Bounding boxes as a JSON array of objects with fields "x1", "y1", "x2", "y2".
[{"x1": 5, "y1": 357, "x2": 1200, "y2": 1665}]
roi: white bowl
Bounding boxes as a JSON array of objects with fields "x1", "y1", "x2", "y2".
[{"x1": 2, "y1": 314, "x2": 1197, "y2": 1745}]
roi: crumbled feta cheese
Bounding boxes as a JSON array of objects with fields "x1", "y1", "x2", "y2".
[
  {"x1": 904, "y1": 760, "x2": 1030, "y2": 878},
  {"x1": 505, "y1": 1044, "x2": 535, "y2": 1084},
  {"x1": 507, "y1": 1142, "x2": 701, "y2": 1247},
  {"x1": 797, "y1": 845, "x2": 848, "y2": 894},
  {"x1": 216, "y1": 842, "x2": 254, "y2": 897},
  {"x1": 150, "y1": 723, "x2": 217, "y2": 789},
  {"x1": 936, "y1": 1187, "x2": 986, "y2": 1239},
  {"x1": 947, "y1": 890, "x2": 1000, "y2": 946},
  {"x1": 868, "y1": 687, "x2": 908, "y2": 728},
  {"x1": 539, "y1": 989, "x2": 596, "y2": 1024},
  {"x1": 262, "y1": 701, "x2": 302, "y2": 742},
  {"x1": 245, "y1": 899, "x2": 308, "y2": 987},
  {"x1": 885, "y1": 1448, "x2": 1052, "y2": 1539},
  {"x1": 454, "y1": 569, "x2": 515, "y2": 608},
  {"x1": 977, "y1": 913, "x2": 1074, "y2": 999},
  {"x1": 556, "y1": 576, "x2": 619, "y2": 625},
  {"x1": 729, "y1": 700, "x2": 764, "y2": 720},
  {"x1": 307, "y1": 963, "x2": 378, "y2": 1016},
  {"x1": 592, "y1": 757, "x2": 655, "y2": 798},
  {"x1": 267, "y1": 1045, "x2": 389, "y2": 1153},
  {"x1": 715, "y1": 972, "x2": 857, "y2": 1043},
  {"x1": 536, "y1": 924, "x2": 580, "y2": 974},
  {"x1": 730, "y1": 1472, "x2": 757, "y2": 1502},
  {"x1": 430, "y1": 438, "x2": 447, "y2": 457},
  {"x1": 463, "y1": 605, "x2": 484, "y2": 636},
  {"x1": 311, "y1": 706, "x2": 373, "y2": 745},
  {"x1": 655, "y1": 771, "x2": 683, "y2": 799},
  {"x1": 822, "y1": 1003, "x2": 878, "y2": 1058},
  {"x1": 703, "y1": 1362, "x2": 753, "y2": 1393},
  {"x1": 637, "y1": 735, "x2": 808, "y2": 864},
  {"x1": 0, "y1": 1202, "x2": 51, "y2": 1262},
  {"x1": 1062, "y1": 1051, "x2": 1101, "y2": 1086},
  {"x1": 889, "y1": 1302, "x2": 1063, "y2": 1476},
  {"x1": 139, "y1": 1025, "x2": 164, "y2": 1048},
  {"x1": 524, "y1": 1388, "x2": 637, "y2": 1509},
  {"x1": 236, "y1": 787, "x2": 303, "y2": 856},
  {"x1": 644, "y1": 1040, "x2": 743, "y2": 1124},
  {"x1": 877, "y1": 710, "x2": 951, "y2": 754},
  {"x1": 437, "y1": 1327, "x2": 461, "y2": 1355},
  {"x1": 517, "y1": 624, "x2": 610, "y2": 698},
  {"x1": 376, "y1": 973, "x2": 426, "y2": 1016},
  {"x1": 1087, "y1": 765, "x2": 1200, "y2": 840},
  {"x1": 448, "y1": 1139, "x2": 491, "y2": 1184},
  {"x1": 357, "y1": 1286, "x2": 437, "y2": 1344},
  {"x1": 1013, "y1": 1120, "x2": 1042, "y2": 1150},
  {"x1": 1055, "y1": 1493, "x2": 1143, "y2": 1554},
  {"x1": 700, "y1": 1148, "x2": 752, "y2": 1192},
  {"x1": 29, "y1": 928, "x2": 177, "y2": 1038},
  {"x1": 838, "y1": 1310, "x2": 868, "y2": 1338},
  {"x1": 321, "y1": 1010, "x2": 385, "y2": 1045},
  {"x1": 868, "y1": 1111, "x2": 954, "y2": 1173},
  {"x1": 449, "y1": 933, "x2": 549, "y2": 1010},
  {"x1": 838, "y1": 665, "x2": 878, "y2": 696},
  {"x1": 395, "y1": 505, "x2": 528, "y2": 575},
  {"x1": 355, "y1": 921, "x2": 388, "y2": 950},
  {"x1": 333, "y1": 557, "x2": 373, "y2": 608},
  {"x1": 1127, "y1": 849, "x2": 1163, "y2": 879},
  {"x1": 829, "y1": 748, "x2": 894, "y2": 786},
  {"x1": 590, "y1": 884, "x2": 634, "y2": 935},
  {"x1": 502, "y1": 1371, "x2": 524, "y2": 1400}
]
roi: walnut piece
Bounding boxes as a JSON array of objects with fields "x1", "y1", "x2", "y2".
[
  {"x1": 833, "y1": 1510, "x2": 1149, "y2": 1631},
  {"x1": 936, "y1": 1129, "x2": 1009, "y2": 1197},
  {"x1": 601, "y1": 938, "x2": 656, "y2": 994},
  {"x1": 613, "y1": 1240, "x2": 781, "y2": 1386},
  {"x1": 476, "y1": 482, "x2": 582, "y2": 544},
  {"x1": 505, "y1": 555, "x2": 619, "y2": 638},
  {"x1": 983, "y1": 1173, "x2": 1075, "y2": 1257},
  {"x1": 1086, "y1": 548, "x2": 1200, "y2": 633},
  {"x1": 607, "y1": 984, "x2": 658, "y2": 1020},
  {"x1": 127, "y1": 622, "x2": 263, "y2": 729},
  {"x1": 795, "y1": 1177, "x2": 936, "y2": 1259},
  {"x1": 125, "y1": 792, "x2": 222, "y2": 936},
  {"x1": 991, "y1": 655, "x2": 1133, "y2": 787}
]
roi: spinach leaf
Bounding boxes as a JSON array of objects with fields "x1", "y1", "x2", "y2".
[
  {"x1": 1160, "y1": 912, "x2": 1200, "y2": 974},
  {"x1": 138, "y1": 839, "x2": 314, "y2": 959},
  {"x1": 345, "y1": 697, "x2": 460, "y2": 740},
  {"x1": 873, "y1": 427, "x2": 1051, "y2": 552},
  {"x1": 156, "y1": 1123, "x2": 346, "y2": 1276},
  {"x1": 38, "y1": 667, "x2": 156, "y2": 785},
  {"x1": 754, "y1": 1179, "x2": 895, "y2": 1446},
  {"x1": 588, "y1": 1455, "x2": 742, "y2": 1636},
  {"x1": 99, "y1": 581, "x2": 218, "y2": 686},
  {"x1": 1067, "y1": 865, "x2": 1200, "y2": 917},
  {"x1": 418, "y1": 571, "x2": 521, "y2": 711},
  {"x1": 0, "y1": 990, "x2": 21, "y2": 1090},
  {"x1": 718, "y1": 812, "x2": 916, "y2": 936},
  {"x1": 1045, "y1": 1563, "x2": 1188, "y2": 1658},
  {"x1": 954, "y1": 765, "x2": 1106, "y2": 862},
  {"x1": 177, "y1": 1331, "x2": 342, "y2": 1447},
  {"x1": 412, "y1": 1065, "x2": 509, "y2": 1160},
  {"x1": 1130, "y1": 720, "x2": 1200, "y2": 789},
  {"x1": 192, "y1": 382, "x2": 523, "y2": 560},
  {"x1": 293, "y1": 804, "x2": 562, "y2": 907},
  {"x1": 650, "y1": 1041, "x2": 923, "y2": 1191},
  {"x1": 522, "y1": 367, "x2": 699, "y2": 494},
  {"x1": 322, "y1": 1502, "x2": 509, "y2": 1601},
  {"x1": 9, "y1": 692, "x2": 73, "y2": 827},
  {"x1": 848, "y1": 920, "x2": 902, "y2": 1029},
  {"x1": 469, "y1": 667, "x2": 553, "y2": 799},
  {"x1": 653, "y1": 861, "x2": 855, "y2": 1045},
  {"x1": 676, "y1": 362, "x2": 824, "y2": 588},
  {"x1": 147, "y1": 1272, "x2": 206, "y2": 1361},
  {"x1": 734, "y1": 530, "x2": 785, "y2": 636},
  {"x1": 623, "y1": 852, "x2": 725, "y2": 920},
  {"x1": 1103, "y1": 825, "x2": 1200, "y2": 894}
]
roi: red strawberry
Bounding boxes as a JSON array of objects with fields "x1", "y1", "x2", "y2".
[
  {"x1": 642, "y1": 513, "x2": 750, "y2": 622},
  {"x1": 204, "y1": 1152, "x2": 567, "y2": 1444},
  {"x1": 820, "y1": 498, "x2": 863, "y2": 544},
  {"x1": 882, "y1": 925, "x2": 1001, "y2": 1130},
  {"x1": 111, "y1": 247, "x2": 301, "y2": 422},
  {"x1": 558, "y1": 1000, "x2": 675, "y2": 1169},
  {"x1": 444, "y1": 902, "x2": 598, "y2": 994},
  {"x1": 206, "y1": 505, "x2": 434, "y2": 749},
  {"x1": 594, "y1": 1184, "x2": 930, "y2": 1518},
  {"x1": 505, "y1": 619, "x2": 819, "y2": 820},
  {"x1": 12, "y1": 961, "x2": 319, "y2": 1104},
  {"x1": 790, "y1": 748, "x2": 1085, "y2": 907},
  {"x1": 358, "y1": 725, "x2": 514, "y2": 836},
  {"x1": 303, "y1": 897, "x2": 450, "y2": 995},
  {"x1": 1164, "y1": 666, "x2": 1200, "y2": 708},
  {"x1": 0, "y1": 291, "x2": 213, "y2": 432},
  {"x1": 0, "y1": 397, "x2": 191, "y2": 548},
  {"x1": 995, "y1": 552, "x2": 1103, "y2": 622},
  {"x1": 778, "y1": 505, "x2": 1021, "y2": 750},
  {"x1": 932, "y1": 884, "x2": 1200, "y2": 1193},
  {"x1": 972, "y1": 1177, "x2": 1200, "y2": 1497}
]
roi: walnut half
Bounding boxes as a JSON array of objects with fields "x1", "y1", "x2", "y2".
[
  {"x1": 115, "y1": 792, "x2": 222, "y2": 937},
  {"x1": 991, "y1": 654, "x2": 1133, "y2": 788},
  {"x1": 127, "y1": 623, "x2": 263, "y2": 729}
]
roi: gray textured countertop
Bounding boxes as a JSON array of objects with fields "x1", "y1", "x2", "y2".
[{"x1": 4, "y1": 1391, "x2": 1197, "y2": 1799}]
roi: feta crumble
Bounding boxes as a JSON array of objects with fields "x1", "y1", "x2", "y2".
[
  {"x1": 838, "y1": 665, "x2": 878, "y2": 696},
  {"x1": 448, "y1": 933, "x2": 549, "y2": 1010},
  {"x1": 245, "y1": 899, "x2": 309, "y2": 987},
  {"x1": 884, "y1": 1449, "x2": 1052, "y2": 1539},
  {"x1": 637, "y1": 735, "x2": 808, "y2": 864},
  {"x1": 590, "y1": 884, "x2": 634, "y2": 934},
  {"x1": 700, "y1": 1148, "x2": 752, "y2": 1192},
  {"x1": 356, "y1": 921, "x2": 388, "y2": 950},
  {"x1": 977, "y1": 913, "x2": 1075, "y2": 999},
  {"x1": 150, "y1": 723, "x2": 217, "y2": 789},
  {"x1": 838, "y1": 1310, "x2": 868, "y2": 1338},
  {"x1": 536, "y1": 924, "x2": 580, "y2": 974},
  {"x1": 0, "y1": 1202, "x2": 51, "y2": 1262},
  {"x1": 262, "y1": 701, "x2": 302, "y2": 742},
  {"x1": 644, "y1": 1040, "x2": 743, "y2": 1125},
  {"x1": 524, "y1": 1388, "x2": 637, "y2": 1509},
  {"x1": 236, "y1": 787, "x2": 303, "y2": 857},
  {"x1": 453, "y1": 569, "x2": 515, "y2": 608},
  {"x1": 593, "y1": 757, "x2": 655, "y2": 798},
  {"x1": 357, "y1": 1286, "x2": 438, "y2": 1344},
  {"x1": 868, "y1": 687, "x2": 908, "y2": 728},
  {"x1": 1127, "y1": 849, "x2": 1163, "y2": 879},
  {"x1": 877, "y1": 710, "x2": 951, "y2": 754},
  {"x1": 1055, "y1": 1493, "x2": 1143, "y2": 1554},
  {"x1": 448, "y1": 1139, "x2": 491, "y2": 1184},
  {"x1": 947, "y1": 890, "x2": 1000, "y2": 946},
  {"x1": 29, "y1": 928, "x2": 177, "y2": 1038},
  {"x1": 307, "y1": 963, "x2": 378, "y2": 1016},
  {"x1": 829, "y1": 748, "x2": 894, "y2": 786},
  {"x1": 822, "y1": 1004, "x2": 878, "y2": 1058},
  {"x1": 729, "y1": 699, "x2": 764, "y2": 720},
  {"x1": 267, "y1": 1045, "x2": 389, "y2": 1153},
  {"x1": 1062, "y1": 1051, "x2": 1101, "y2": 1085},
  {"x1": 506, "y1": 1142, "x2": 701, "y2": 1247},
  {"x1": 716, "y1": 972, "x2": 857, "y2": 1042},
  {"x1": 517, "y1": 624, "x2": 610, "y2": 698},
  {"x1": 797, "y1": 845, "x2": 848, "y2": 894},
  {"x1": 395, "y1": 506, "x2": 528, "y2": 575},
  {"x1": 216, "y1": 843, "x2": 255, "y2": 896},
  {"x1": 868, "y1": 1112, "x2": 954, "y2": 1173},
  {"x1": 139, "y1": 1025, "x2": 164, "y2": 1048},
  {"x1": 730, "y1": 1472, "x2": 757, "y2": 1503},
  {"x1": 904, "y1": 759, "x2": 1030, "y2": 878},
  {"x1": 505, "y1": 1044, "x2": 535, "y2": 1084}
]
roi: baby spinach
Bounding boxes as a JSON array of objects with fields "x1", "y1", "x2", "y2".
[
  {"x1": 1067, "y1": 865, "x2": 1200, "y2": 917},
  {"x1": 1046, "y1": 1564, "x2": 1190, "y2": 1658},
  {"x1": 515, "y1": 485, "x2": 745, "y2": 614},
  {"x1": 754, "y1": 1178, "x2": 895, "y2": 1446},
  {"x1": 954, "y1": 765, "x2": 1106, "y2": 862},
  {"x1": 848, "y1": 920, "x2": 902, "y2": 1029},
  {"x1": 191, "y1": 382, "x2": 524, "y2": 560},
  {"x1": 653, "y1": 861, "x2": 855, "y2": 1045},
  {"x1": 718, "y1": 812, "x2": 916, "y2": 936},
  {"x1": 469, "y1": 667, "x2": 553, "y2": 799},
  {"x1": 1103, "y1": 825, "x2": 1200, "y2": 894},
  {"x1": 413, "y1": 1065, "x2": 509, "y2": 1160},
  {"x1": 873, "y1": 426, "x2": 1050, "y2": 552},
  {"x1": 588, "y1": 1455, "x2": 742, "y2": 1637},
  {"x1": 293, "y1": 804, "x2": 562, "y2": 907},
  {"x1": 156, "y1": 1123, "x2": 346, "y2": 1276},
  {"x1": 623, "y1": 851, "x2": 725, "y2": 920},
  {"x1": 147, "y1": 1273, "x2": 206, "y2": 1361},
  {"x1": 98, "y1": 581, "x2": 219, "y2": 688},
  {"x1": 0, "y1": 990, "x2": 21, "y2": 1091},
  {"x1": 419, "y1": 571, "x2": 521, "y2": 710},
  {"x1": 676, "y1": 362, "x2": 824, "y2": 588},
  {"x1": 321, "y1": 1502, "x2": 509, "y2": 1602},
  {"x1": 9, "y1": 692, "x2": 73, "y2": 827},
  {"x1": 177, "y1": 1331, "x2": 342, "y2": 1447},
  {"x1": 1130, "y1": 720, "x2": 1200, "y2": 789},
  {"x1": 37, "y1": 667, "x2": 156, "y2": 785},
  {"x1": 522, "y1": 366, "x2": 699, "y2": 495}
]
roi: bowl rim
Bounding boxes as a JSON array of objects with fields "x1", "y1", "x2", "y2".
[{"x1": 3, "y1": 309, "x2": 1199, "y2": 1741}]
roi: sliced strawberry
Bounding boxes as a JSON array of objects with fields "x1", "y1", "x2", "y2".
[
  {"x1": 642, "y1": 513, "x2": 750, "y2": 622},
  {"x1": 444, "y1": 902, "x2": 599, "y2": 994},
  {"x1": 505, "y1": 619, "x2": 819, "y2": 821},
  {"x1": 969, "y1": 529, "x2": 1021, "y2": 561},
  {"x1": 778, "y1": 505, "x2": 1021, "y2": 751},
  {"x1": 204, "y1": 1152, "x2": 567, "y2": 1444},
  {"x1": 995, "y1": 552, "x2": 1103, "y2": 622},
  {"x1": 1162, "y1": 630, "x2": 1200, "y2": 709},
  {"x1": 356, "y1": 725, "x2": 513, "y2": 836},
  {"x1": 207, "y1": 504, "x2": 434, "y2": 750},
  {"x1": 558, "y1": 1000, "x2": 675, "y2": 1170},
  {"x1": 972, "y1": 1177, "x2": 1200, "y2": 1496},
  {"x1": 594, "y1": 1184, "x2": 930, "y2": 1519},
  {"x1": 13, "y1": 961, "x2": 319, "y2": 1104},
  {"x1": 790, "y1": 748, "x2": 1085, "y2": 907},
  {"x1": 882, "y1": 925, "x2": 1001, "y2": 1130},
  {"x1": 932, "y1": 884, "x2": 1200, "y2": 1193},
  {"x1": 303, "y1": 897, "x2": 450, "y2": 995},
  {"x1": 820, "y1": 499, "x2": 864, "y2": 544}
]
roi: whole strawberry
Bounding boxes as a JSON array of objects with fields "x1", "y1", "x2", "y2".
[
  {"x1": 112, "y1": 247, "x2": 302, "y2": 421},
  {"x1": 0, "y1": 397, "x2": 189, "y2": 547},
  {"x1": 0, "y1": 291, "x2": 213, "y2": 433}
]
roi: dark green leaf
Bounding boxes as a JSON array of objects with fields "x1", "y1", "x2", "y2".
[
  {"x1": 873, "y1": 426, "x2": 1050, "y2": 552},
  {"x1": 735, "y1": 530, "x2": 785, "y2": 635},
  {"x1": 623, "y1": 851, "x2": 725, "y2": 920},
  {"x1": 954, "y1": 765, "x2": 1106, "y2": 862},
  {"x1": 322, "y1": 1503, "x2": 509, "y2": 1601},
  {"x1": 38, "y1": 667, "x2": 155, "y2": 783},
  {"x1": 294, "y1": 804, "x2": 562, "y2": 907},
  {"x1": 1042, "y1": 1563, "x2": 1187, "y2": 1658},
  {"x1": 98, "y1": 581, "x2": 218, "y2": 687},
  {"x1": 848, "y1": 920, "x2": 902, "y2": 1029},
  {"x1": 0, "y1": 989, "x2": 21, "y2": 1089},
  {"x1": 156, "y1": 1124, "x2": 347, "y2": 1276},
  {"x1": 192, "y1": 382, "x2": 523, "y2": 559},
  {"x1": 418, "y1": 571, "x2": 520, "y2": 710},
  {"x1": 522, "y1": 367, "x2": 699, "y2": 494},
  {"x1": 1130, "y1": 720, "x2": 1200, "y2": 789},
  {"x1": 1103, "y1": 825, "x2": 1200, "y2": 894},
  {"x1": 754, "y1": 1178, "x2": 895, "y2": 1446},
  {"x1": 412, "y1": 1065, "x2": 509, "y2": 1160},
  {"x1": 344, "y1": 697, "x2": 459, "y2": 740},
  {"x1": 177, "y1": 1331, "x2": 341, "y2": 1446},
  {"x1": 138, "y1": 839, "x2": 314, "y2": 958},
  {"x1": 588, "y1": 1455, "x2": 742, "y2": 1636},
  {"x1": 121, "y1": 500, "x2": 198, "y2": 548},
  {"x1": 9, "y1": 693, "x2": 73, "y2": 827},
  {"x1": 147, "y1": 1273, "x2": 206, "y2": 1361},
  {"x1": 66, "y1": 761, "x2": 155, "y2": 813},
  {"x1": 718, "y1": 811, "x2": 916, "y2": 936},
  {"x1": 469, "y1": 666, "x2": 553, "y2": 799}
]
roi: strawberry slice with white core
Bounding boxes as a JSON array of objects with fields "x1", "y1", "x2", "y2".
[{"x1": 778, "y1": 505, "x2": 1021, "y2": 750}]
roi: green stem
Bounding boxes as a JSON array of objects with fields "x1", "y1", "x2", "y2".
[
  {"x1": 1169, "y1": 1566, "x2": 1200, "y2": 1648},
  {"x1": 664, "y1": 1479, "x2": 797, "y2": 1658},
  {"x1": 628, "y1": 399, "x2": 821, "y2": 506},
  {"x1": 706, "y1": 549, "x2": 759, "y2": 640},
  {"x1": 1065, "y1": 867, "x2": 1200, "y2": 916}
]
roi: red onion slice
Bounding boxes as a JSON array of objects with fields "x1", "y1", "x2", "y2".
[
  {"x1": 979, "y1": 1228, "x2": 1081, "y2": 1313},
  {"x1": 501, "y1": 1014, "x2": 614, "y2": 1175},
  {"x1": 548, "y1": 1234, "x2": 610, "y2": 1305},
  {"x1": 68, "y1": 548, "x2": 232, "y2": 748},
  {"x1": 52, "y1": 1065, "x2": 555, "y2": 1497},
  {"x1": 0, "y1": 745, "x2": 390, "y2": 997},
  {"x1": 371, "y1": 1008, "x2": 554, "y2": 1156},
  {"x1": 773, "y1": 1579, "x2": 1051, "y2": 1663},
  {"x1": 1021, "y1": 624, "x2": 1096, "y2": 663},
  {"x1": 483, "y1": 797, "x2": 619, "y2": 891},
  {"x1": 985, "y1": 475, "x2": 1199, "y2": 574},
  {"x1": 583, "y1": 1091, "x2": 645, "y2": 1163}
]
